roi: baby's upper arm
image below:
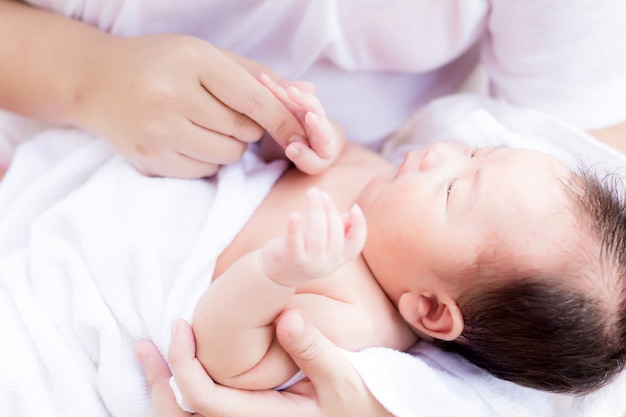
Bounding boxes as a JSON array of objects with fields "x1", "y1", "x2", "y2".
[
  {"x1": 220, "y1": 293, "x2": 372, "y2": 390},
  {"x1": 290, "y1": 292, "x2": 378, "y2": 351}
]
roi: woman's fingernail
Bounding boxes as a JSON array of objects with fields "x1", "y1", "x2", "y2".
[
  {"x1": 288, "y1": 310, "x2": 305, "y2": 338},
  {"x1": 171, "y1": 319, "x2": 180, "y2": 337},
  {"x1": 134, "y1": 345, "x2": 146, "y2": 368},
  {"x1": 286, "y1": 144, "x2": 301, "y2": 159},
  {"x1": 287, "y1": 86, "x2": 300, "y2": 97}
]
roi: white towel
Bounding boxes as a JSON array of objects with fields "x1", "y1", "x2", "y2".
[
  {"x1": 0, "y1": 128, "x2": 286, "y2": 416},
  {"x1": 345, "y1": 343, "x2": 566, "y2": 417}
]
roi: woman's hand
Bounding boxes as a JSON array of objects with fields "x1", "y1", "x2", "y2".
[
  {"x1": 78, "y1": 34, "x2": 306, "y2": 178},
  {"x1": 136, "y1": 309, "x2": 393, "y2": 417},
  {"x1": 0, "y1": 2, "x2": 306, "y2": 178}
]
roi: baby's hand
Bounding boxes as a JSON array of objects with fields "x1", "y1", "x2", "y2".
[
  {"x1": 260, "y1": 74, "x2": 342, "y2": 175},
  {"x1": 259, "y1": 187, "x2": 366, "y2": 287}
]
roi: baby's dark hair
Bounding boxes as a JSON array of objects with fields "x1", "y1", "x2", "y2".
[{"x1": 437, "y1": 168, "x2": 626, "y2": 394}]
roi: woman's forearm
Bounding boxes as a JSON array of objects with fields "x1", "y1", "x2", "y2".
[
  {"x1": 588, "y1": 120, "x2": 626, "y2": 155},
  {"x1": 0, "y1": 0, "x2": 110, "y2": 127}
]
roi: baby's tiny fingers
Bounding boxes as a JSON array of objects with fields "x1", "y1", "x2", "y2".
[
  {"x1": 285, "y1": 212, "x2": 306, "y2": 260},
  {"x1": 285, "y1": 142, "x2": 332, "y2": 175},
  {"x1": 344, "y1": 204, "x2": 367, "y2": 257},
  {"x1": 321, "y1": 191, "x2": 346, "y2": 256},
  {"x1": 259, "y1": 73, "x2": 301, "y2": 115},
  {"x1": 286, "y1": 86, "x2": 326, "y2": 118},
  {"x1": 290, "y1": 80, "x2": 315, "y2": 94},
  {"x1": 305, "y1": 187, "x2": 328, "y2": 255},
  {"x1": 304, "y1": 112, "x2": 335, "y2": 159}
]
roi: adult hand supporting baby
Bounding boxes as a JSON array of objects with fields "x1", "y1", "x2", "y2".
[
  {"x1": 273, "y1": 309, "x2": 393, "y2": 417},
  {"x1": 136, "y1": 309, "x2": 392, "y2": 417},
  {"x1": 0, "y1": 1, "x2": 306, "y2": 178}
]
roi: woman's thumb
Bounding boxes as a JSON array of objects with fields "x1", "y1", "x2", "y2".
[{"x1": 275, "y1": 308, "x2": 356, "y2": 386}]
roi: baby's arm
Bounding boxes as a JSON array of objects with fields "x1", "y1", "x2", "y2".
[
  {"x1": 259, "y1": 74, "x2": 347, "y2": 175},
  {"x1": 191, "y1": 188, "x2": 366, "y2": 390}
]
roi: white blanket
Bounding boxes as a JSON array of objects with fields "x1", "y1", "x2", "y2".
[
  {"x1": 0, "y1": 128, "x2": 286, "y2": 416},
  {"x1": 1, "y1": 95, "x2": 625, "y2": 417}
]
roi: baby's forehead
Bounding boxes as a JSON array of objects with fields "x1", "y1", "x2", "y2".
[
  {"x1": 470, "y1": 211, "x2": 581, "y2": 289},
  {"x1": 474, "y1": 180, "x2": 578, "y2": 270},
  {"x1": 496, "y1": 148, "x2": 573, "y2": 195},
  {"x1": 498, "y1": 146, "x2": 568, "y2": 170}
]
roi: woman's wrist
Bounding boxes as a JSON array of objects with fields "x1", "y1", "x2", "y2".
[{"x1": 69, "y1": 31, "x2": 123, "y2": 132}]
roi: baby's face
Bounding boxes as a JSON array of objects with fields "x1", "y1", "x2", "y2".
[{"x1": 358, "y1": 142, "x2": 578, "y2": 302}]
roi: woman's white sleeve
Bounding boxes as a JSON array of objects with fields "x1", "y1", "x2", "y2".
[{"x1": 482, "y1": 0, "x2": 626, "y2": 130}]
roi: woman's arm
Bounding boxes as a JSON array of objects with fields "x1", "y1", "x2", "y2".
[
  {"x1": 136, "y1": 310, "x2": 393, "y2": 417},
  {"x1": 0, "y1": 0, "x2": 305, "y2": 178},
  {"x1": 0, "y1": 0, "x2": 100, "y2": 126},
  {"x1": 483, "y1": 0, "x2": 626, "y2": 138},
  {"x1": 589, "y1": 121, "x2": 626, "y2": 155}
]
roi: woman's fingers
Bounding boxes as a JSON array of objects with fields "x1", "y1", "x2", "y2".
[
  {"x1": 176, "y1": 122, "x2": 249, "y2": 166},
  {"x1": 276, "y1": 308, "x2": 358, "y2": 389},
  {"x1": 140, "y1": 313, "x2": 390, "y2": 417},
  {"x1": 82, "y1": 34, "x2": 306, "y2": 178},
  {"x1": 276, "y1": 309, "x2": 393, "y2": 417},
  {"x1": 129, "y1": 150, "x2": 220, "y2": 178},
  {"x1": 165, "y1": 319, "x2": 311, "y2": 417},
  {"x1": 259, "y1": 73, "x2": 303, "y2": 116},
  {"x1": 184, "y1": 87, "x2": 265, "y2": 144},
  {"x1": 134, "y1": 340, "x2": 192, "y2": 417},
  {"x1": 167, "y1": 319, "x2": 217, "y2": 411},
  {"x1": 199, "y1": 51, "x2": 306, "y2": 149}
]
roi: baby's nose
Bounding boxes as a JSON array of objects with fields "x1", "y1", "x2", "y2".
[{"x1": 419, "y1": 143, "x2": 454, "y2": 171}]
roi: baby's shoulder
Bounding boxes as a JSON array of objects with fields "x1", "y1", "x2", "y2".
[{"x1": 291, "y1": 257, "x2": 416, "y2": 351}]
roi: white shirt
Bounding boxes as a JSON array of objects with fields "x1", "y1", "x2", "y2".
[{"x1": 26, "y1": 0, "x2": 626, "y2": 147}]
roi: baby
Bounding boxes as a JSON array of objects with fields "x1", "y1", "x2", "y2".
[{"x1": 187, "y1": 78, "x2": 626, "y2": 398}]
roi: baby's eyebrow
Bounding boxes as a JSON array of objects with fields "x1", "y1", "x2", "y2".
[
  {"x1": 464, "y1": 168, "x2": 482, "y2": 213},
  {"x1": 472, "y1": 169, "x2": 482, "y2": 191},
  {"x1": 466, "y1": 147, "x2": 503, "y2": 212},
  {"x1": 478, "y1": 146, "x2": 502, "y2": 157}
]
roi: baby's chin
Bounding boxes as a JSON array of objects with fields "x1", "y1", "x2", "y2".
[{"x1": 356, "y1": 171, "x2": 396, "y2": 209}]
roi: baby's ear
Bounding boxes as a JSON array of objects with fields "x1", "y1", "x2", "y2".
[{"x1": 398, "y1": 291, "x2": 464, "y2": 341}]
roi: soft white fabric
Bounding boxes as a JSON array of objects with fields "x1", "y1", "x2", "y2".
[
  {"x1": 20, "y1": 0, "x2": 626, "y2": 146},
  {"x1": 0, "y1": 129, "x2": 286, "y2": 416},
  {"x1": 382, "y1": 93, "x2": 626, "y2": 173},
  {"x1": 345, "y1": 343, "x2": 566, "y2": 417}
]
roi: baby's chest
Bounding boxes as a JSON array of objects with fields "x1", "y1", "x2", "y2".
[{"x1": 214, "y1": 166, "x2": 369, "y2": 279}]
